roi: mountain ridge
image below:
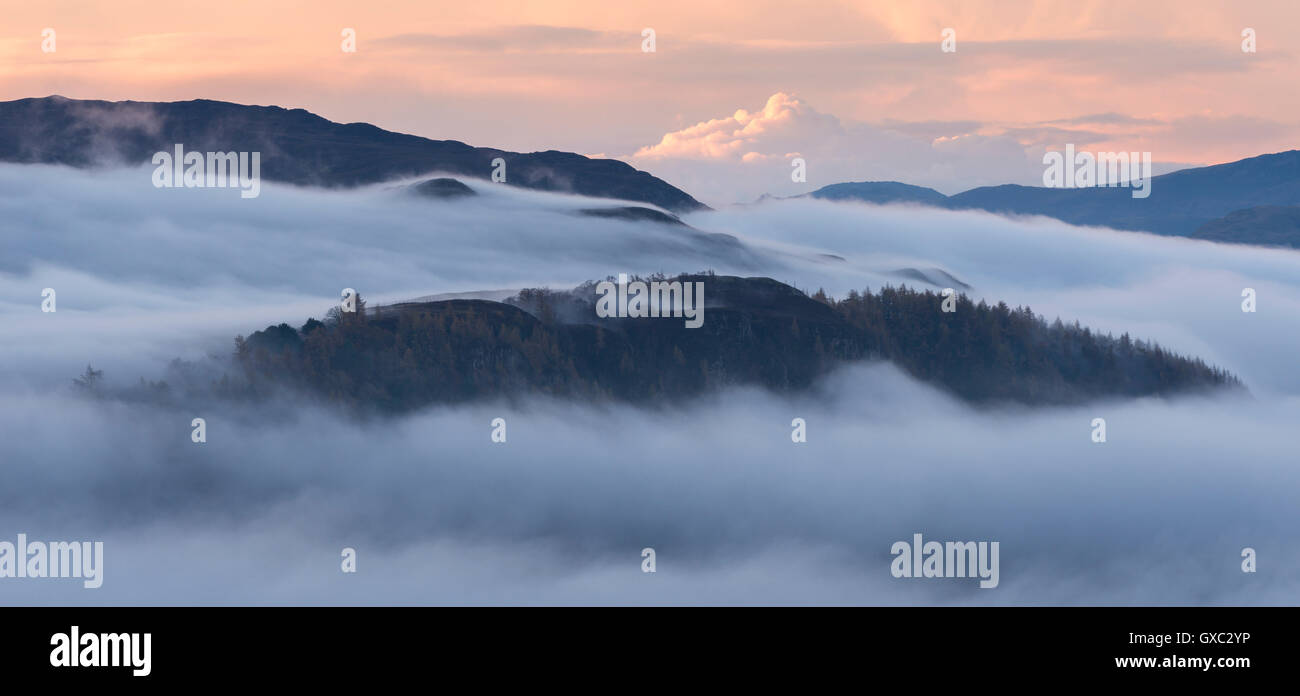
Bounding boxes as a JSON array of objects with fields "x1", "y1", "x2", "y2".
[
  {"x1": 0, "y1": 95, "x2": 708, "y2": 213},
  {"x1": 798, "y1": 149, "x2": 1300, "y2": 240}
]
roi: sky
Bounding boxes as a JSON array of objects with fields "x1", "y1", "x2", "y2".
[{"x1": 3, "y1": 0, "x2": 1299, "y2": 204}]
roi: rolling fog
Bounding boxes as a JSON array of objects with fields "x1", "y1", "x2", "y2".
[{"x1": 1, "y1": 163, "x2": 1297, "y2": 604}]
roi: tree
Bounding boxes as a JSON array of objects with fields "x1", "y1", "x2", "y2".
[{"x1": 73, "y1": 364, "x2": 104, "y2": 393}]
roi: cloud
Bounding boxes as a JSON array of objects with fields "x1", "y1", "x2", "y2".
[
  {"x1": 2, "y1": 365, "x2": 1295, "y2": 605},
  {"x1": 373, "y1": 26, "x2": 634, "y2": 53},
  {"x1": 6, "y1": 2, "x2": 1300, "y2": 170},
  {"x1": 632, "y1": 93, "x2": 839, "y2": 160},
  {"x1": 623, "y1": 93, "x2": 1050, "y2": 203},
  {"x1": 622, "y1": 89, "x2": 1300, "y2": 205},
  {"x1": 2, "y1": 164, "x2": 1299, "y2": 604},
  {"x1": 1046, "y1": 113, "x2": 1165, "y2": 127}
]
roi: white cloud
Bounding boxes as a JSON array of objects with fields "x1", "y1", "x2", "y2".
[{"x1": 624, "y1": 92, "x2": 1041, "y2": 205}]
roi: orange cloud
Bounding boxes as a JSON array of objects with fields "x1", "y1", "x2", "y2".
[{"x1": 634, "y1": 93, "x2": 838, "y2": 160}]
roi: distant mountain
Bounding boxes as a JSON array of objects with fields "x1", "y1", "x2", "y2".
[
  {"x1": 801, "y1": 150, "x2": 1300, "y2": 240},
  {"x1": 1190, "y1": 205, "x2": 1300, "y2": 248},
  {"x1": 211, "y1": 275, "x2": 1237, "y2": 411},
  {"x1": 809, "y1": 181, "x2": 948, "y2": 206},
  {"x1": 0, "y1": 96, "x2": 707, "y2": 213}
]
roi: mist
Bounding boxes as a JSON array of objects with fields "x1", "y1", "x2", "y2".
[{"x1": 2, "y1": 164, "x2": 1296, "y2": 604}]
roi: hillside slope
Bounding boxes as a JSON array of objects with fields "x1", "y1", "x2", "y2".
[{"x1": 0, "y1": 96, "x2": 707, "y2": 212}]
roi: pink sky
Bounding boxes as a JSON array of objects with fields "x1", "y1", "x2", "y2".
[{"x1": 4, "y1": 0, "x2": 1298, "y2": 203}]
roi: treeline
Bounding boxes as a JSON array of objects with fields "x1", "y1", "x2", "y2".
[
  {"x1": 826, "y1": 286, "x2": 1239, "y2": 403},
  {"x1": 220, "y1": 276, "x2": 1239, "y2": 412}
]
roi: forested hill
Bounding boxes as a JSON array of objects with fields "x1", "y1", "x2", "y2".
[{"x1": 223, "y1": 275, "x2": 1239, "y2": 411}]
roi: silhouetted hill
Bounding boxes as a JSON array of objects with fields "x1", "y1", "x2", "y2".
[
  {"x1": 226, "y1": 275, "x2": 1238, "y2": 411},
  {"x1": 0, "y1": 96, "x2": 707, "y2": 212},
  {"x1": 408, "y1": 177, "x2": 476, "y2": 199},
  {"x1": 809, "y1": 181, "x2": 947, "y2": 205},
  {"x1": 803, "y1": 150, "x2": 1300, "y2": 240}
]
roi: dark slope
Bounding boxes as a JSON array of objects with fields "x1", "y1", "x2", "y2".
[{"x1": 0, "y1": 96, "x2": 707, "y2": 212}]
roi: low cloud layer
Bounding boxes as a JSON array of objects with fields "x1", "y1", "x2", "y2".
[
  {"x1": 2, "y1": 164, "x2": 1297, "y2": 604},
  {"x1": 1, "y1": 367, "x2": 1294, "y2": 605}
]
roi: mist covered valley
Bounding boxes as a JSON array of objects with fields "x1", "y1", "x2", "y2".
[{"x1": 2, "y1": 163, "x2": 1297, "y2": 604}]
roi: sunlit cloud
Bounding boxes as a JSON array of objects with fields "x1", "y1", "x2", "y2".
[{"x1": 2, "y1": 0, "x2": 1296, "y2": 192}]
